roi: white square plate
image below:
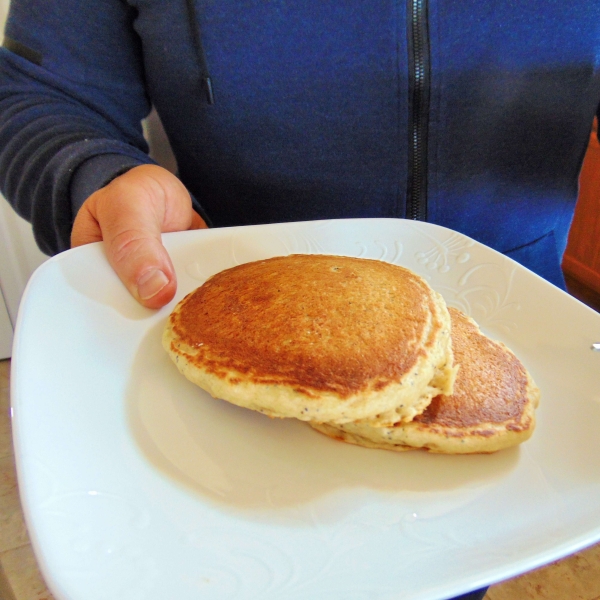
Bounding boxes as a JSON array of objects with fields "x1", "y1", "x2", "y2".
[{"x1": 11, "y1": 219, "x2": 600, "y2": 600}]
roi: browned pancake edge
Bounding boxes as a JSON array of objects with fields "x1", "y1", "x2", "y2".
[{"x1": 163, "y1": 254, "x2": 455, "y2": 424}]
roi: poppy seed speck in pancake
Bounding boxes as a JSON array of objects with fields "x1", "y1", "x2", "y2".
[{"x1": 163, "y1": 254, "x2": 456, "y2": 424}]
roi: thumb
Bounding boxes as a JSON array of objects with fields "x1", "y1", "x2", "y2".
[{"x1": 72, "y1": 165, "x2": 203, "y2": 309}]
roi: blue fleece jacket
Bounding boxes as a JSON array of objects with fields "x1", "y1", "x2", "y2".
[{"x1": 1, "y1": 0, "x2": 600, "y2": 289}]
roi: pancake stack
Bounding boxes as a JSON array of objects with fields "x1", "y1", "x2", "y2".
[{"x1": 163, "y1": 254, "x2": 539, "y2": 454}]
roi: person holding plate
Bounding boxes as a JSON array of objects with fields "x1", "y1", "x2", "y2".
[{"x1": 1, "y1": 2, "x2": 600, "y2": 598}]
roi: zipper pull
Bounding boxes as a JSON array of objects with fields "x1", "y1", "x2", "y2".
[{"x1": 203, "y1": 77, "x2": 215, "y2": 105}]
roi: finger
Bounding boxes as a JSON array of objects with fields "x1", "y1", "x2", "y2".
[
  {"x1": 71, "y1": 196, "x2": 174, "y2": 306},
  {"x1": 70, "y1": 165, "x2": 203, "y2": 308},
  {"x1": 91, "y1": 166, "x2": 192, "y2": 308},
  {"x1": 101, "y1": 175, "x2": 178, "y2": 308}
]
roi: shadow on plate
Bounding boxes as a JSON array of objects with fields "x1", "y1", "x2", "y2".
[{"x1": 126, "y1": 320, "x2": 520, "y2": 519}]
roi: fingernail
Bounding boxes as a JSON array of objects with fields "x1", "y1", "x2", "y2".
[{"x1": 137, "y1": 269, "x2": 169, "y2": 300}]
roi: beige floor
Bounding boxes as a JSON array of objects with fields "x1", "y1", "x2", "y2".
[{"x1": 1, "y1": 358, "x2": 600, "y2": 600}]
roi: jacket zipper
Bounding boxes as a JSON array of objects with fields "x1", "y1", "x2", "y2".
[{"x1": 406, "y1": 0, "x2": 430, "y2": 220}]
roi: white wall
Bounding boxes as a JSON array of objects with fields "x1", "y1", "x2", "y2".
[
  {"x1": 0, "y1": 202, "x2": 46, "y2": 358},
  {"x1": 0, "y1": 202, "x2": 48, "y2": 323},
  {"x1": 0, "y1": 0, "x2": 7, "y2": 36}
]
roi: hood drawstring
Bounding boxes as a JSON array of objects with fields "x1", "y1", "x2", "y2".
[{"x1": 185, "y1": 0, "x2": 215, "y2": 105}]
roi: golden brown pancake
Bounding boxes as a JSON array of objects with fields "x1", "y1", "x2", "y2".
[
  {"x1": 311, "y1": 307, "x2": 540, "y2": 453},
  {"x1": 163, "y1": 254, "x2": 456, "y2": 424}
]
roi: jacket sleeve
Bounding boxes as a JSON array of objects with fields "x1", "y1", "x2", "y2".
[{"x1": 0, "y1": 0, "x2": 154, "y2": 255}]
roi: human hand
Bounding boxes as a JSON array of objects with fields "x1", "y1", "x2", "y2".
[{"x1": 71, "y1": 164, "x2": 207, "y2": 309}]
